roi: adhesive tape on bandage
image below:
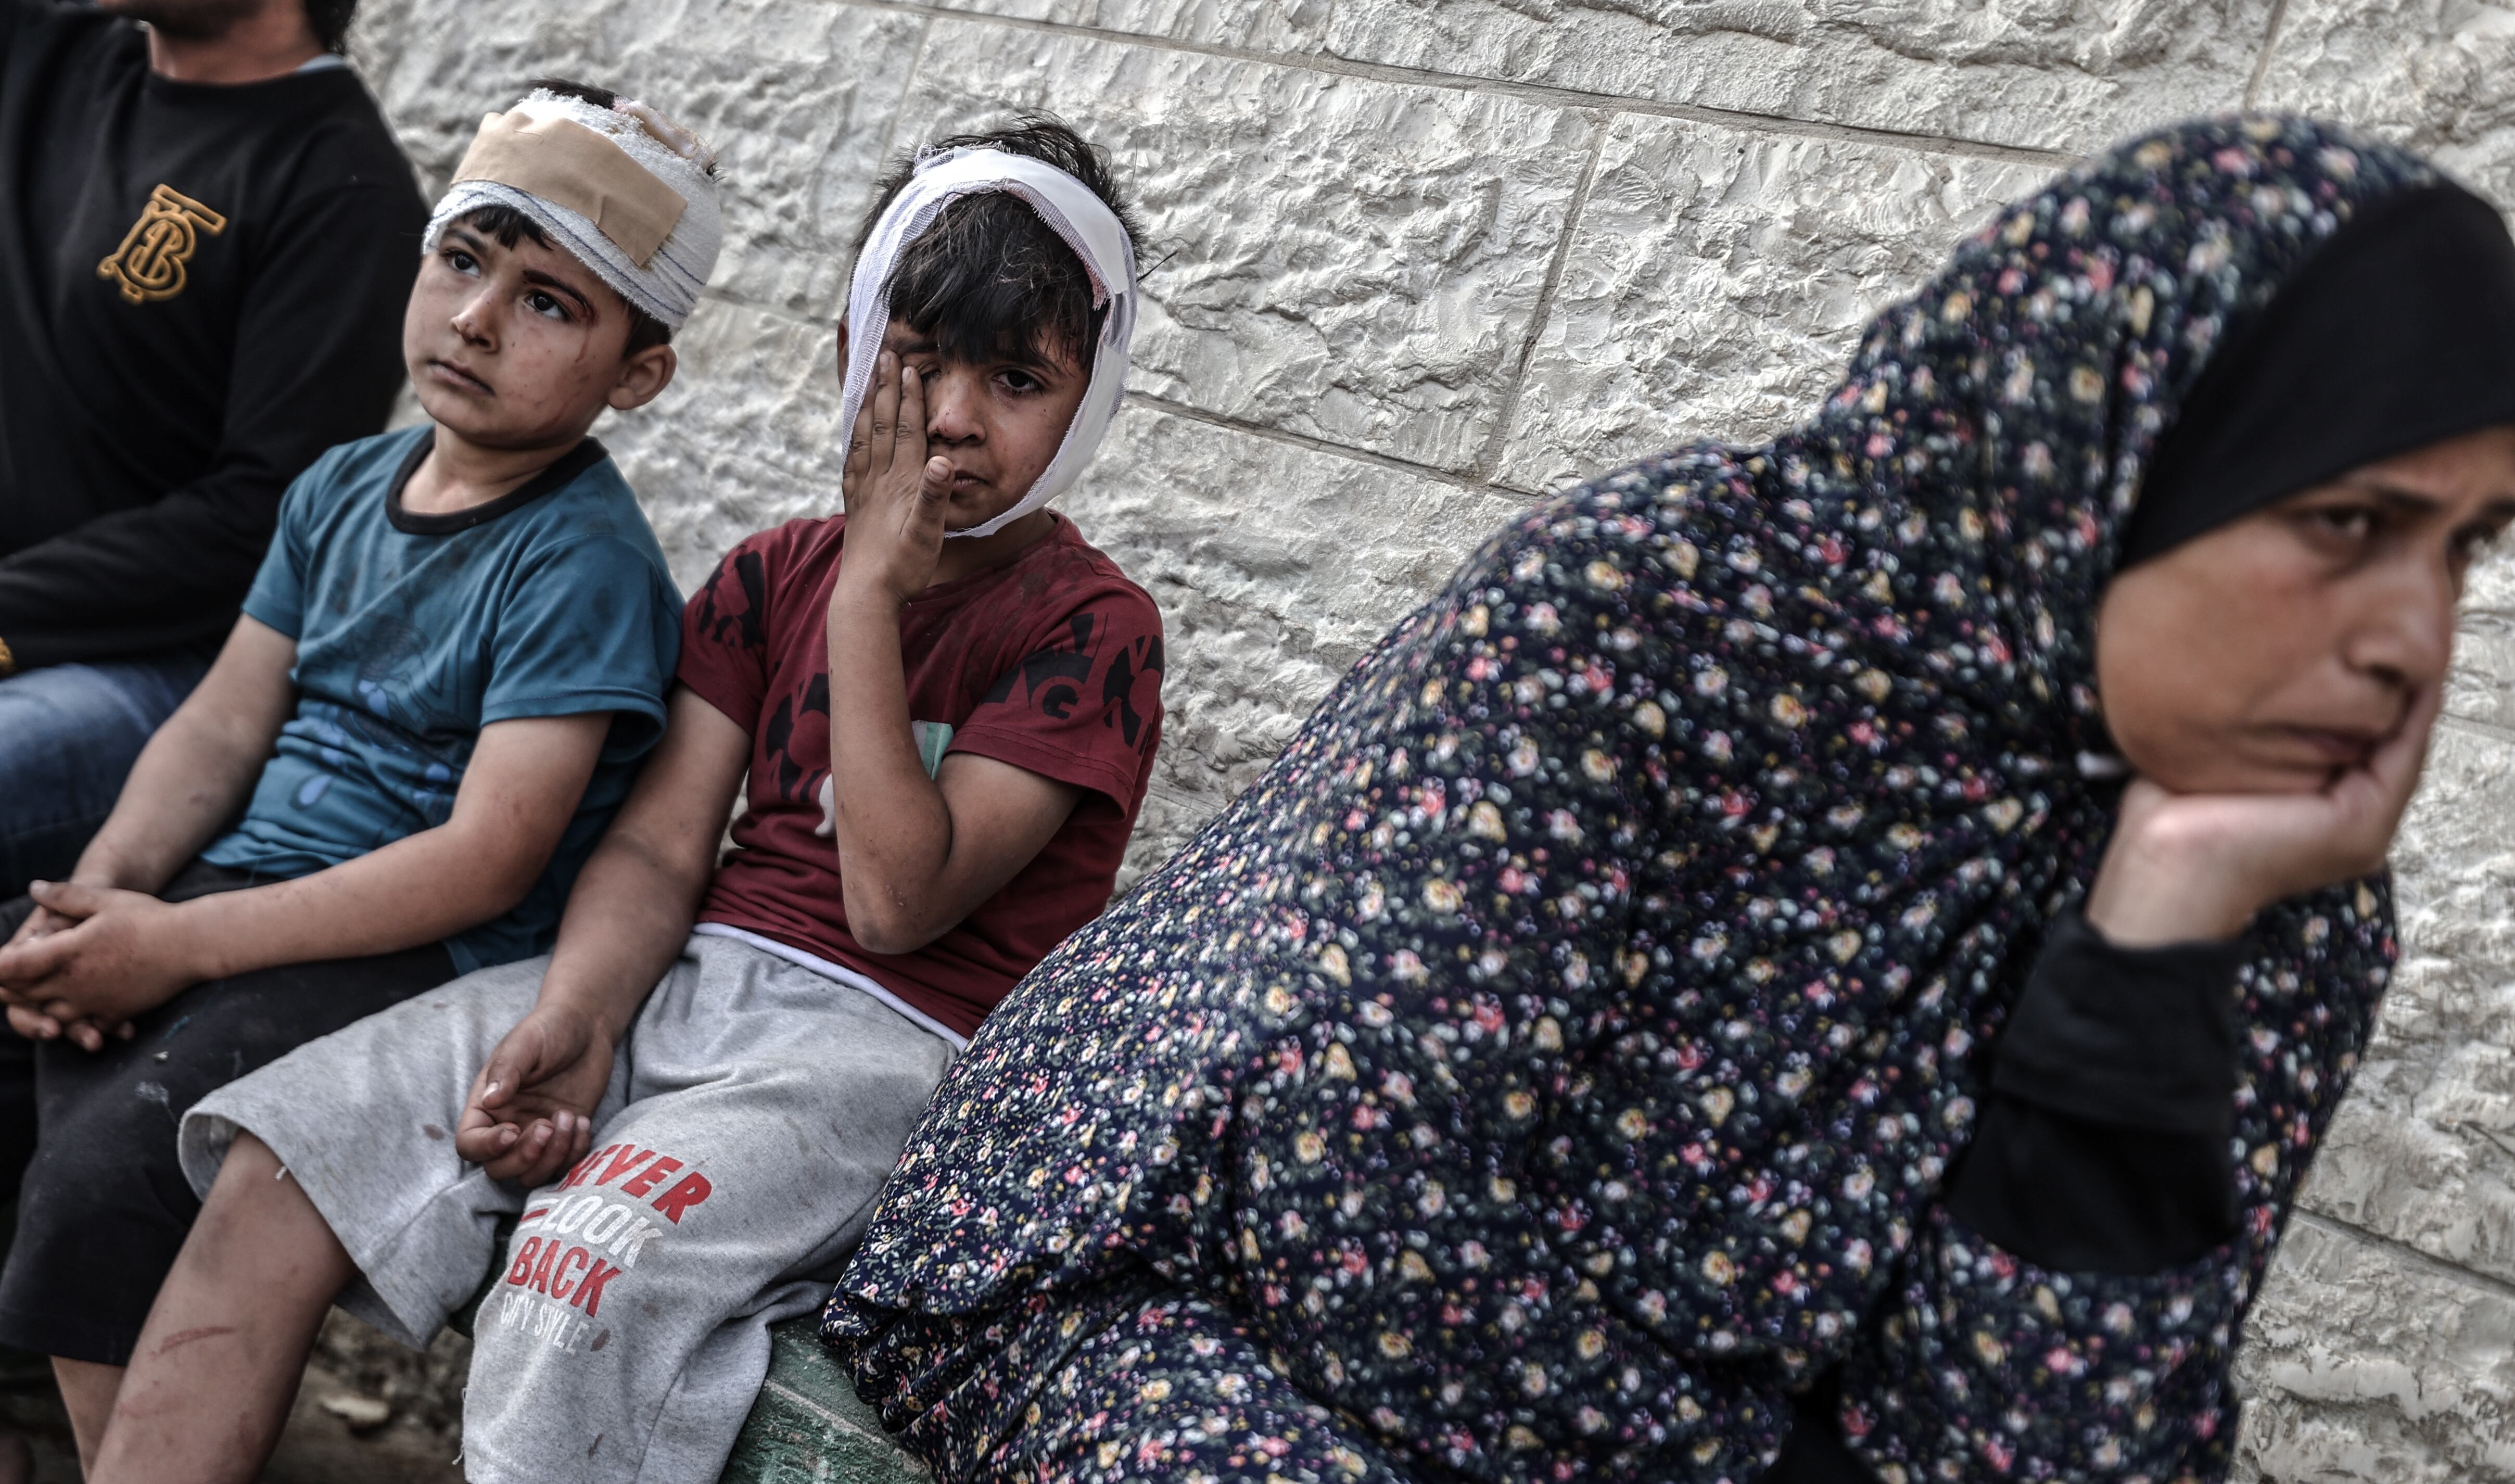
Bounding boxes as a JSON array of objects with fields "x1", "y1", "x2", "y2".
[{"x1": 452, "y1": 111, "x2": 688, "y2": 269}]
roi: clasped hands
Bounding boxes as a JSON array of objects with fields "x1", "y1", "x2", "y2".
[
  {"x1": 0, "y1": 879, "x2": 199, "y2": 1050},
  {"x1": 455, "y1": 998, "x2": 616, "y2": 1187}
]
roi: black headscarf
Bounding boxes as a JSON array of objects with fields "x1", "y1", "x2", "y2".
[{"x1": 2123, "y1": 181, "x2": 2515, "y2": 563}]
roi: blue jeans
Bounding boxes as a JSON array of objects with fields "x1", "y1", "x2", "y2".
[{"x1": 0, "y1": 652, "x2": 210, "y2": 898}]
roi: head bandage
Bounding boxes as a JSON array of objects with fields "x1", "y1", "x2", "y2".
[
  {"x1": 424, "y1": 90, "x2": 722, "y2": 331},
  {"x1": 841, "y1": 147, "x2": 1139, "y2": 539}
]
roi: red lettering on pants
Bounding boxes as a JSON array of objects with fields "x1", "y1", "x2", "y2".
[
  {"x1": 572, "y1": 1259, "x2": 626, "y2": 1316},
  {"x1": 598, "y1": 1146, "x2": 658, "y2": 1187},
  {"x1": 619, "y1": 1156, "x2": 682, "y2": 1199},
  {"x1": 561, "y1": 1146, "x2": 615, "y2": 1189},
  {"x1": 548, "y1": 1245, "x2": 591, "y2": 1301},
  {"x1": 505, "y1": 1237, "x2": 542, "y2": 1287},
  {"x1": 529, "y1": 1237, "x2": 563, "y2": 1294},
  {"x1": 652, "y1": 1171, "x2": 713, "y2": 1224}
]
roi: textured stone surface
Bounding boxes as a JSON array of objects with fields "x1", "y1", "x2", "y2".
[
  {"x1": 600, "y1": 296, "x2": 854, "y2": 592},
  {"x1": 894, "y1": 18, "x2": 1595, "y2": 474},
  {"x1": 2292, "y1": 721, "x2": 2515, "y2": 1291},
  {"x1": 335, "y1": 0, "x2": 2515, "y2": 1473},
  {"x1": 910, "y1": 0, "x2": 1333, "y2": 52},
  {"x1": 2254, "y1": 0, "x2": 2515, "y2": 219},
  {"x1": 2233, "y1": 1216, "x2": 2515, "y2": 1481},
  {"x1": 1065, "y1": 406, "x2": 1527, "y2": 874},
  {"x1": 1325, "y1": 0, "x2": 2273, "y2": 155},
  {"x1": 1496, "y1": 116, "x2": 2050, "y2": 493}
]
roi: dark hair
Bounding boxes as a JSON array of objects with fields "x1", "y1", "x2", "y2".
[
  {"x1": 526, "y1": 75, "x2": 619, "y2": 111},
  {"x1": 447, "y1": 78, "x2": 683, "y2": 357},
  {"x1": 854, "y1": 114, "x2": 1146, "y2": 371},
  {"x1": 305, "y1": 0, "x2": 354, "y2": 53},
  {"x1": 452, "y1": 205, "x2": 674, "y2": 357}
]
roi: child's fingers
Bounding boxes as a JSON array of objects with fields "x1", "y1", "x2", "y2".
[
  {"x1": 24, "y1": 880, "x2": 106, "y2": 920},
  {"x1": 920, "y1": 454, "x2": 952, "y2": 505},
  {"x1": 454, "y1": 1119, "x2": 519, "y2": 1168},
  {"x1": 868, "y1": 351, "x2": 900, "y2": 468},
  {"x1": 473, "y1": 1034, "x2": 551, "y2": 1113},
  {"x1": 488, "y1": 1119, "x2": 558, "y2": 1185},
  {"x1": 2, "y1": 906, "x2": 65, "y2": 953},
  {"x1": 0, "y1": 927, "x2": 75, "y2": 985},
  {"x1": 845, "y1": 366, "x2": 878, "y2": 494},
  {"x1": 5, "y1": 1005, "x2": 52, "y2": 1040},
  {"x1": 454, "y1": 1098, "x2": 515, "y2": 1161},
  {"x1": 481, "y1": 1109, "x2": 595, "y2": 1187},
  {"x1": 897, "y1": 363, "x2": 926, "y2": 467}
]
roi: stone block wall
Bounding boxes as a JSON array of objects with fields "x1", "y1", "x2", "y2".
[{"x1": 350, "y1": 1, "x2": 2515, "y2": 1476}]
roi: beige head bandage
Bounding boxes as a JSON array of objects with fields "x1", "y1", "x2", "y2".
[
  {"x1": 450, "y1": 111, "x2": 687, "y2": 268},
  {"x1": 423, "y1": 88, "x2": 722, "y2": 330}
]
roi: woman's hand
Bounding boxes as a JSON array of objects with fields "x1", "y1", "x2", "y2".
[
  {"x1": 837, "y1": 350, "x2": 954, "y2": 610},
  {"x1": 2087, "y1": 686, "x2": 2442, "y2": 946}
]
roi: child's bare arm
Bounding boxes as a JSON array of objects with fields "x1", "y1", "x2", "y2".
[
  {"x1": 58, "y1": 615, "x2": 300, "y2": 898},
  {"x1": 0, "y1": 708, "x2": 611, "y2": 1038},
  {"x1": 824, "y1": 353, "x2": 1084, "y2": 955},
  {"x1": 456, "y1": 686, "x2": 749, "y2": 1184}
]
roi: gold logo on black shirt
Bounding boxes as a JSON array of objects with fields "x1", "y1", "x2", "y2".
[{"x1": 96, "y1": 185, "x2": 228, "y2": 305}]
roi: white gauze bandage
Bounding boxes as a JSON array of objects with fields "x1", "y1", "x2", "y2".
[
  {"x1": 841, "y1": 147, "x2": 1138, "y2": 539},
  {"x1": 423, "y1": 89, "x2": 722, "y2": 331}
]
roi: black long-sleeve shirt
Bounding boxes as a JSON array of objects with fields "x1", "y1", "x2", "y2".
[
  {"x1": 1765, "y1": 911, "x2": 2246, "y2": 1483},
  {"x1": 0, "y1": 1, "x2": 424, "y2": 671}
]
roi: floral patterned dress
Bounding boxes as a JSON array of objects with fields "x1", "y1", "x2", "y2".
[{"x1": 823, "y1": 118, "x2": 2432, "y2": 1484}]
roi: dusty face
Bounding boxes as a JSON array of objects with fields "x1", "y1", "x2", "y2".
[
  {"x1": 2097, "y1": 423, "x2": 2515, "y2": 794},
  {"x1": 405, "y1": 221, "x2": 673, "y2": 449},
  {"x1": 855, "y1": 317, "x2": 1089, "y2": 532}
]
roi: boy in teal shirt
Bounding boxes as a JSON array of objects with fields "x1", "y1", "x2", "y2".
[{"x1": 0, "y1": 78, "x2": 718, "y2": 1467}]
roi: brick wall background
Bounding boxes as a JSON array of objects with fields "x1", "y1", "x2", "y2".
[{"x1": 352, "y1": 3, "x2": 2515, "y2": 1476}]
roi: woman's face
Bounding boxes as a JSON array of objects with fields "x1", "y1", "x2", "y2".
[{"x1": 2097, "y1": 424, "x2": 2515, "y2": 794}]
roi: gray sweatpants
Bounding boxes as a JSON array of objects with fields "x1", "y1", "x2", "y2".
[{"x1": 179, "y1": 933, "x2": 954, "y2": 1484}]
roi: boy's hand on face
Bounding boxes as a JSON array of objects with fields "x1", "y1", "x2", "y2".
[
  {"x1": 0, "y1": 881, "x2": 195, "y2": 1049},
  {"x1": 837, "y1": 350, "x2": 955, "y2": 609},
  {"x1": 457, "y1": 1000, "x2": 614, "y2": 1186}
]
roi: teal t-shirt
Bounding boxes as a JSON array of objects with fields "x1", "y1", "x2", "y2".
[{"x1": 202, "y1": 426, "x2": 681, "y2": 973}]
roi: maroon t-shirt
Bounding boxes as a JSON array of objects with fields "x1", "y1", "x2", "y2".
[{"x1": 677, "y1": 514, "x2": 1164, "y2": 1036}]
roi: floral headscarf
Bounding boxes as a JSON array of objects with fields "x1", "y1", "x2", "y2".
[{"x1": 828, "y1": 118, "x2": 2460, "y2": 1482}]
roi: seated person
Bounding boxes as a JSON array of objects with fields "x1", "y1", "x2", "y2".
[
  {"x1": 0, "y1": 0, "x2": 425, "y2": 902},
  {"x1": 0, "y1": 77, "x2": 714, "y2": 1469},
  {"x1": 90, "y1": 117, "x2": 1167, "y2": 1484},
  {"x1": 813, "y1": 121, "x2": 2515, "y2": 1483}
]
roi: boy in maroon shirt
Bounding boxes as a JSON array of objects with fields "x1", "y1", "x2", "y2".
[{"x1": 86, "y1": 119, "x2": 1162, "y2": 1484}]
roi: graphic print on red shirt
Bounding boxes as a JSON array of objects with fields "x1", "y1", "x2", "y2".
[{"x1": 676, "y1": 514, "x2": 1163, "y2": 1036}]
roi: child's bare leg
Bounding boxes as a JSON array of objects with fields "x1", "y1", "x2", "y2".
[
  {"x1": 87, "y1": 1133, "x2": 353, "y2": 1484},
  {"x1": 50, "y1": 1358, "x2": 120, "y2": 1471}
]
